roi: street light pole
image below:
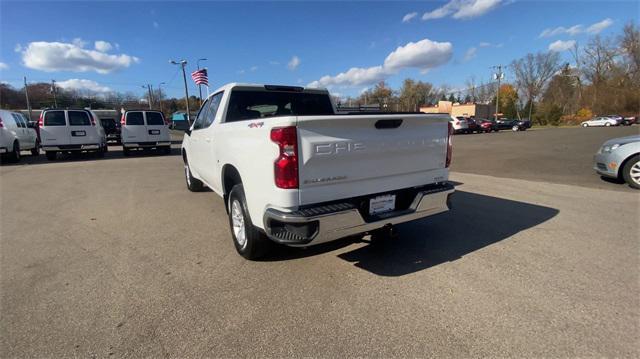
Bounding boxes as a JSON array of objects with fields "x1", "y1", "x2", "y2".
[
  {"x1": 157, "y1": 82, "x2": 165, "y2": 113},
  {"x1": 492, "y1": 65, "x2": 503, "y2": 121},
  {"x1": 24, "y1": 77, "x2": 32, "y2": 121},
  {"x1": 197, "y1": 58, "x2": 207, "y2": 105},
  {"x1": 51, "y1": 80, "x2": 58, "y2": 108},
  {"x1": 171, "y1": 59, "x2": 191, "y2": 126},
  {"x1": 142, "y1": 84, "x2": 153, "y2": 109}
]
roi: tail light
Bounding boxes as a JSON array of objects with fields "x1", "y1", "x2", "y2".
[
  {"x1": 270, "y1": 126, "x2": 298, "y2": 189},
  {"x1": 38, "y1": 113, "x2": 44, "y2": 127},
  {"x1": 0, "y1": 116, "x2": 4, "y2": 128},
  {"x1": 89, "y1": 114, "x2": 96, "y2": 126},
  {"x1": 120, "y1": 114, "x2": 126, "y2": 126},
  {"x1": 446, "y1": 122, "x2": 453, "y2": 168}
]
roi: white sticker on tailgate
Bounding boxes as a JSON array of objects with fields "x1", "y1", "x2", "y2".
[{"x1": 369, "y1": 194, "x2": 396, "y2": 215}]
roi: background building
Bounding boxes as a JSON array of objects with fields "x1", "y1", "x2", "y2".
[{"x1": 420, "y1": 101, "x2": 496, "y2": 119}]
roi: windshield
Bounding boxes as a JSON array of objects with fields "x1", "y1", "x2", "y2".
[{"x1": 226, "y1": 90, "x2": 334, "y2": 122}]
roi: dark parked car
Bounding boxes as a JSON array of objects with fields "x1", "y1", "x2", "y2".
[
  {"x1": 478, "y1": 119, "x2": 495, "y2": 133},
  {"x1": 622, "y1": 116, "x2": 637, "y2": 126},
  {"x1": 100, "y1": 118, "x2": 121, "y2": 143},
  {"x1": 495, "y1": 118, "x2": 530, "y2": 131},
  {"x1": 465, "y1": 117, "x2": 481, "y2": 133}
]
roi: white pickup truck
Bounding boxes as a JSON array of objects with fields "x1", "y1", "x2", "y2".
[{"x1": 181, "y1": 84, "x2": 454, "y2": 259}]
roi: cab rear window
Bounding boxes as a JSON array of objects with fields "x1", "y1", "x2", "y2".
[
  {"x1": 126, "y1": 112, "x2": 144, "y2": 125},
  {"x1": 44, "y1": 111, "x2": 66, "y2": 126},
  {"x1": 146, "y1": 112, "x2": 165, "y2": 126},
  {"x1": 68, "y1": 111, "x2": 91, "y2": 126}
]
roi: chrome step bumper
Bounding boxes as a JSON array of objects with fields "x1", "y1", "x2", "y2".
[{"x1": 263, "y1": 183, "x2": 454, "y2": 246}]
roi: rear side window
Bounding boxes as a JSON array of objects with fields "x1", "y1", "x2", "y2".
[
  {"x1": 44, "y1": 111, "x2": 66, "y2": 126},
  {"x1": 225, "y1": 90, "x2": 334, "y2": 123},
  {"x1": 146, "y1": 112, "x2": 165, "y2": 126},
  {"x1": 12, "y1": 114, "x2": 25, "y2": 128},
  {"x1": 126, "y1": 112, "x2": 144, "y2": 125},
  {"x1": 68, "y1": 111, "x2": 91, "y2": 126}
]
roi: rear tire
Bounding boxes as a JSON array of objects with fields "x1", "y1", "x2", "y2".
[
  {"x1": 605, "y1": 122, "x2": 611, "y2": 127},
  {"x1": 31, "y1": 142, "x2": 40, "y2": 156},
  {"x1": 512, "y1": 125, "x2": 519, "y2": 132},
  {"x1": 123, "y1": 147, "x2": 130, "y2": 157},
  {"x1": 96, "y1": 145, "x2": 105, "y2": 158},
  {"x1": 184, "y1": 157, "x2": 204, "y2": 192},
  {"x1": 162, "y1": 146, "x2": 171, "y2": 155},
  {"x1": 45, "y1": 151, "x2": 57, "y2": 161},
  {"x1": 582, "y1": 123, "x2": 588, "y2": 127},
  {"x1": 228, "y1": 184, "x2": 270, "y2": 260},
  {"x1": 622, "y1": 155, "x2": 640, "y2": 190},
  {"x1": 8, "y1": 141, "x2": 20, "y2": 163}
]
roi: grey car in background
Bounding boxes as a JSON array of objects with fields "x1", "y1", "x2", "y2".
[{"x1": 594, "y1": 135, "x2": 640, "y2": 189}]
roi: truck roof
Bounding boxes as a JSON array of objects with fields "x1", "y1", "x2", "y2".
[{"x1": 210, "y1": 83, "x2": 329, "y2": 96}]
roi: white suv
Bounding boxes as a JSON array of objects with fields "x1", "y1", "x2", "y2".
[
  {"x1": 39, "y1": 109, "x2": 107, "y2": 161},
  {"x1": 0, "y1": 109, "x2": 39, "y2": 163},
  {"x1": 120, "y1": 110, "x2": 171, "y2": 156}
]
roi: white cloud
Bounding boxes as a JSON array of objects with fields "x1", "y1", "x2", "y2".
[
  {"x1": 250, "y1": 66, "x2": 258, "y2": 72},
  {"x1": 586, "y1": 18, "x2": 613, "y2": 34},
  {"x1": 0, "y1": 62, "x2": 8, "y2": 70},
  {"x1": 308, "y1": 38, "x2": 452, "y2": 88},
  {"x1": 153, "y1": 21, "x2": 159, "y2": 29},
  {"x1": 56, "y1": 79, "x2": 112, "y2": 93},
  {"x1": 539, "y1": 18, "x2": 613, "y2": 38},
  {"x1": 287, "y1": 55, "x2": 300, "y2": 70},
  {"x1": 14, "y1": 44, "x2": 22, "y2": 52},
  {"x1": 548, "y1": 39, "x2": 576, "y2": 52},
  {"x1": 422, "y1": 0, "x2": 502, "y2": 21},
  {"x1": 20, "y1": 40, "x2": 140, "y2": 74},
  {"x1": 71, "y1": 38, "x2": 87, "y2": 48},
  {"x1": 269, "y1": 61, "x2": 280, "y2": 65},
  {"x1": 464, "y1": 47, "x2": 477, "y2": 61},
  {"x1": 402, "y1": 12, "x2": 418, "y2": 23},
  {"x1": 94, "y1": 41, "x2": 113, "y2": 52},
  {"x1": 478, "y1": 41, "x2": 503, "y2": 48},
  {"x1": 237, "y1": 69, "x2": 246, "y2": 74}
]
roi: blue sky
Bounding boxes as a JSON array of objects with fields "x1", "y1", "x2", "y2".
[{"x1": 0, "y1": 1, "x2": 638, "y2": 99}]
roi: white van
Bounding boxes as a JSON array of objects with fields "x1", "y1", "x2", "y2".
[
  {"x1": 120, "y1": 110, "x2": 171, "y2": 156},
  {"x1": 39, "y1": 109, "x2": 107, "y2": 161},
  {"x1": 0, "y1": 109, "x2": 39, "y2": 163}
]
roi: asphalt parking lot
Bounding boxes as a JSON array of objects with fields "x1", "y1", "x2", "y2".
[{"x1": 1, "y1": 127, "x2": 639, "y2": 357}]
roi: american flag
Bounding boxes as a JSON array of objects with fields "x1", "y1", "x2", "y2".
[{"x1": 191, "y1": 68, "x2": 209, "y2": 86}]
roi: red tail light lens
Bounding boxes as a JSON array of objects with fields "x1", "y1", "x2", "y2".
[
  {"x1": 0, "y1": 116, "x2": 4, "y2": 128},
  {"x1": 38, "y1": 113, "x2": 44, "y2": 127},
  {"x1": 446, "y1": 122, "x2": 453, "y2": 168},
  {"x1": 89, "y1": 114, "x2": 96, "y2": 126},
  {"x1": 270, "y1": 126, "x2": 298, "y2": 189},
  {"x1": 120, "y1": 114, "x2": 126, "y2": 126}
]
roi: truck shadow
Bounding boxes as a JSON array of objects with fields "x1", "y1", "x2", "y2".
[
  {"x1": 267, "y1": 190, "x2": 559, "y2": 277},
  {"x1": 0, "y1": 146, "x2": 181, "y2": 166}
]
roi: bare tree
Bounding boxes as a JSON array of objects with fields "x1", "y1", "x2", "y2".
[
  {"x1": 581, "y1": 35, "x2": 617, "y2": 108},
  {"x1": 511, "y1": 51, "x2": 561, "y2": 120},
  {"x1": 464, "y1": 76, "x2": 477, "y2": 103}
]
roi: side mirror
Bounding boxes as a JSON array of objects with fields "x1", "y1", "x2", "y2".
[
  {"x1": 27, "y1": 122, "x2": 35, "y2": 128},
  {"x1": 184, "y1": 128, "x2": 191, "y2": 136}
]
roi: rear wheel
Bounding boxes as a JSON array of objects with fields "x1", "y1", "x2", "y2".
[
  {"x1": 8, "y1": 141, "x2": 20, "y2": 163},
  {"x1": 162, "y1": 146, "x2": 171, "y2": 155},
  {"x1": 622, "y1": 155, "x2": 640, "y2": 189},
  {"x1": 512, "y1": 125, "x2": 519, "y2": 132},
  {"x1": 45, "y1": 151, "x2": 57, "y2": 161},
  {"x1": 184, "y1": 157, "x2": 204, "y2": 192},
  {"x1": 31, "y1": 141, "x2": 40, "y2": 156},
  {"x1": 605, "y1": 122, "x2": 611, "y2": 127},
  {"x1": 228, "y1": 184, "x2": 269, "y2": 260},
  {"x1": 123, "y1": 147, "x2": 130, "y2": 157}
]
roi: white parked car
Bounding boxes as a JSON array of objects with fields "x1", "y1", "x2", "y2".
[
  {"x1": 120, "y1": 110, "x2": 171, "y2": 156},
  {"x1": 39, "y1": 109, "x2": 107, "y2": 161},
  {"x1": 181, "y1": 83, "x2": 454, "y2": 259},
  {"x1": 0, "y1": 109, "x2": 39, "y2": 163},
  {"x1": 450, "y1": 115, "x2": 469, "y2": 134},
  {"x1": 581, "y1": 117, "x2": 619, "y2": 127}
]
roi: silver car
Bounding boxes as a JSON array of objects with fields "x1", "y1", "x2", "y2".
[
  {"x1": 582, "y1": 116, "x2": 619, "y2": 127},
  {"x1": 594, "y1": 135, "x2": 640, "y2": 189}
]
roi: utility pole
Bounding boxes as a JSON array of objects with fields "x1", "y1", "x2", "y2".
[
  {"x1": 24, "y1": 77, "x2": 32, "y2": 121},
  {"x1": 171, "y1": 59, "x2": 191, "y2": 126},
  {"x1": 157, "y1": 82, "x2": 165, "y2": 113},
  {"x1": 51, "y1": 80, "x2": 58, "y2": 108},
  {"x1": 142, "y1": 84, "x2": 153, "y2": 109},
  {"x1": 492, "y1": 65, "x2": 504, "y2": 121},
  {"x1": 197, "y1": 58, "x2": 207, "y2": 105}
]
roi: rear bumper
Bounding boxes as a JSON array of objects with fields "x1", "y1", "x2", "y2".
[
  {"x1": 41, "y1": 144, "x2": 100, "y2": 151},
  {"x1": 123, "y1": 141, "x2": 171, "y2": 148},
  {"x1": 0, "y1": 147, "x2": 7, "y2": 154},
  {"x1": 263, "y1": 183, "x2": 454, "y2": 246}
]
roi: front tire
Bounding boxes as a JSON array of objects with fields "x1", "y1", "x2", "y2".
[
  {"x1": 622, "y1": 155, "x2": 640, "y2": 189},
  {"x1": 184, "y1": 157, "x2": 204, "y2": 192},
  {"x1": 8, "y1": 141, "x2": 20, "y2": 163},
  {"x1": 512, "y1": 125, "x2": 519, "y2": 132},
  {"x1": 228, "y1": 184, "x2": 269, "y2": 260},
  {"x1": 582, "y1": 123, "x2": 588, "y2": 127},
  {"x1": 45, "y1": 151, "x2": 57, "y2": 161},
  {"x1": 605, "y1": 122, "x2": 611, "y2": 127}
]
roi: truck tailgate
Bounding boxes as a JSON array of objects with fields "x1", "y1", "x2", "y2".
[{"x1": 296, "y1": 114, "x2": 449, "y2": 205}]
